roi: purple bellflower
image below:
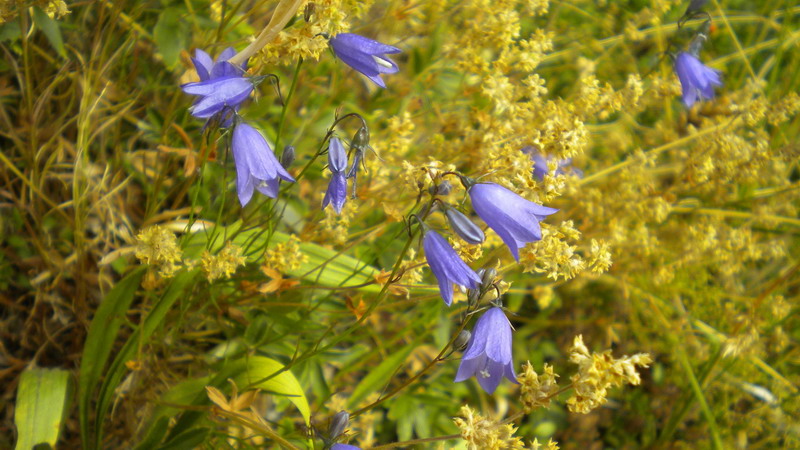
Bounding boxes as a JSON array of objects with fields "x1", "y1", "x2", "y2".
[
  {"x1": 231, "y1": 122, "x2": 295, "y2": 206},
  {"x1": 329, "y1": 33, "x2": 401, "y2": 88},
  {"x1": 181, "y1": 48, "x2": 252, "y2": 120},
  {"x1": 468, "y1": 182, "x2": 558, "y2": 262},
  {"x1": 323, "y1": 137, "x2": 349, "y2": 214},
  {"x1": 455, "y1": 307, "x2": 518, "y2": 394},
  {"x1": 423, "y1": 230, "x2": 481, "y2": 306},
  {"x1": 674, "y1": 52, "x2": 722, "y2": 108},
  {"x1": 331, "y1": 444, "x2": 360, "y2": 450}
]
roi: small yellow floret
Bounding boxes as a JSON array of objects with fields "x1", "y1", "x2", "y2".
[{"x1": 202, "y1": 243, "x2": 246, "y2": 282}]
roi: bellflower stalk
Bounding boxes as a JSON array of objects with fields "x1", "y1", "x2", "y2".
[
  {"x1": 423, "y1": 230, "x2": 481, "y2": 306},
  {"x1": 323, "y1": 137, "x2": 349, "y2": 214},
  {"x1": 468, "y1": 182, "x2": 558, "y2": 261},
  {"x1": 674, "y1": 52, "x2": 722, "y2": 108},
  {"x1": 181, "y1": 48, "x2": 253, "y2": 121},
  {"x1": 455, "y1": 307, "x2": 518, "y2": 394},
  {"x1": 231, "y1": 121, "x2": 295, "y2": 206},
  {"x1": 329, "y1": 33, "x2": 401, "y2": 88}
]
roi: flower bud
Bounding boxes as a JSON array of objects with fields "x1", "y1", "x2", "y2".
[
  {"x1": 281, "y1": 145, "x2": 295, "y2": 168},
  {"x1": 351, "y1": 126, "x2": 370, "y2": 150},
  {"x1": 454, "y1": 330, "x2": 471, "y2": 351},
  {"x1": 445, "y1": 207, "x2": 485, "y2": 245},
  {"x1": 467, "y1": 287, "x2": 481, "y2": 306},
  {"x1": 328, "y1": 411, "x2": 350, "y2": 440},
  {"x1": 480, "y1": 267, "x2": 497, "y2": 287},
  {"x1": 428, "y1": 181, "x2": 452, "y2": 196}
]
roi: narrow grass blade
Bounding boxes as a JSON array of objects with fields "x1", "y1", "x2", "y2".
[{"x1": 78, "y1": 267, "x2": 145, "y2": 447}]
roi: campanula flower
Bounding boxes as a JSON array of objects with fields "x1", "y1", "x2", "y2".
[
  {"x1": 468, "y1": 182, "x2": 558, "y2": 261},
  {"x1": 674, "y1": 52, "x2": 722, "y2": 108},
  {"x1": 182, "y1": 48, "x2": 252, "y2": 120},
  {"x1": 423, "y1": 230, "x2": 481, "y2": 306},
  {"x1": 331, "y1": 444, "x2": 360, "y2": 450},
  {"x1": 231, "y1": 121, "x2": 295, "y2": 206},
  {"x1": 329, "y1": 33, "x2": 401, "y2": 88},
  {"x1": 521, "y1": 146, "x2": 582, "y2": 181},
  {"x1": 455, "y1": 307, "x2": 518, "y2": 394},
  {"x1": 323, "y1": 137, "x2": 349, "y2": 214}
]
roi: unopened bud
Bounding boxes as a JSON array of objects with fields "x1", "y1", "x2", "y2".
[
  {"x1": 480, "y1": 268, "x2": 497, "y2": 287},
  {"x1": 445, "y1": 207, "x2": 485, "y2": 245},
  {"x1": 351, "y1": 126, "x2": 370, "y2": 150},
  {"x1": 454, "y1": 330, "x2": 472, "y2": 351},
  {"x1": 428, "y1": 181, "x2": 452, "y2": 196},
  {"x1": 328, "y1": 411, "x2": 350, "y2": 440},
  {"x1": 281, "y1": 145, "x2": 295, "y2": 168},
  {"x1": 467, "y1": 288, "x2": 480, "y2": 306}
]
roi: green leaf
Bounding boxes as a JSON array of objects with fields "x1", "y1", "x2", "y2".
[
  {"x1": 0, "y1": 21, "x2": 21, "y2": 42},
  {"x1": 78, "y1": 267, "x2": 145, "y2": 446},
  {"x1": 231, "y1": 356, "x2": 310, "y2": 425},
  {"x1": 184, "y1": 222, "x2": 382, "y2": 292},
  {"x1": 347, "y1": 344, "x2": 415, "y2": 409},
  {"x1": 93, "y1": 270, "x2": 198, "y2": 449},
  {"x1": 31, "y1": 7, "x2": 65, "y2": 57},
  {"x1": 14, "y1": 368, "x2": 71, "y2": 450},
  {"x1": 153, "y1": 8, "x2": 188, "y2": 68}
]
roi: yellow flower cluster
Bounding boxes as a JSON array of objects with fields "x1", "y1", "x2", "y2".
[
  {"x1": 257, "y1": 0, "x2": 374, "y2": 67},
  {"x1": 1, "y1": 0, "x2": 68, "y2": 22},
  {"x1": 519, "y1": 361, "x2": 559, "y2": 413},
  {"x1": 262, "y1": 234, "x2": 307, "y2": 274},
  {"x1": 520, "y1": 221, "x2": 612, "y2": 280},
  {"x1": 453, "y1": 405, "x2": 524, "y2": 450},
  {"x1": 320, "y1": 200, "x2": 358, "y2": 245},
  {"x1": 134, "y1": 225, "x2": 183, "y2": 278},
  {"x1": 201, "y1": 243, "x2": 246, "y2": 282},
  {"x1": 566, "y1": 335, "x2": 653, "y2": 414},
  {"x1": 529, "y1": 438, "x2": 560, "y2": 450}
]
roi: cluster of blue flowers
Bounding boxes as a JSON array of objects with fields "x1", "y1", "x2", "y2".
[
  {"x1": 180, "y1": 33, "x2": 564, "y2": 396},
  {"x1": 418, "y1": 175, "x2": 557, "y2": 393},
  {"x1": 181, "y1": 48, "x2": 295, "y2": 207},
  {"x1": 181, "y1": 34, "x2": 400, "y2": 208}
]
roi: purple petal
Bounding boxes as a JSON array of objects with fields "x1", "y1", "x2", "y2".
[
  {"x1": 455, "y1": 354, "x2": 485, "y2": 382},
  {"x1": 323, "y1": 172, "x2": 348, "y2": 214},
  {"x1": 328, "y1": 138, "x2": 349, "y2": 173},
  {"x1": 217, "y1": 47, "x2": 237, "y2": 62},
  {"x1": 476, "y1": 359, "x2": 506, "y2": 394},
  {"x1": 331, "y1": 33, "x2": 401, "y2": 56},
  {"x1": 192, "y1": 49, "x2": 213, "y2": 81},
  {"x1": 423, "y1": 231, "x2": 481, "y2": 305}
]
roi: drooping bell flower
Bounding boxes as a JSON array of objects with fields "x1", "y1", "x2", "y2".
[
  {"x1": 231, "y1": 121, "x2": 295, "y2": 206},
  {"x1": 674, "y1": 52, "x2": 722, "y2": 108},
  {"x1": 455, "y1": 307, "x2": 518, "y2": 394},
  {"x1": 467, "y1": 182, "x2": 558, "y2": 261},
  {"x1": 423, "y1": 230, "x2": 481, "y2": 306},
  {"x1": 322, "y1": 137, "x2": 349, "y2": 214},
  {"x1": 181, "y1": 47, "x2": 252, "y2": 121},
  {"x1": 329, "y1": 33, "x2": 401, "y2": 88}
]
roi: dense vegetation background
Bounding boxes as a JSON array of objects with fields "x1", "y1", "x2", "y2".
[{"x1": 1, "y1": 0, "x2": 798, "y2": 448}]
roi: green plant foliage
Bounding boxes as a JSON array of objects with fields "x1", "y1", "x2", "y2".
[{"x1": 14, "y1": 368, "x2": 71, "y2": 450}]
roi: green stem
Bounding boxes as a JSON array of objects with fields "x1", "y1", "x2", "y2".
[
  {"x1": 274, "y1": 58, "x2": 303, "y2": 152},
  {"x1": 674, "y1": 346, "x2": 724, "y2": 450},
  {"x1": 245, "y1": 225, "x2": 420, "y2": 389}
]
